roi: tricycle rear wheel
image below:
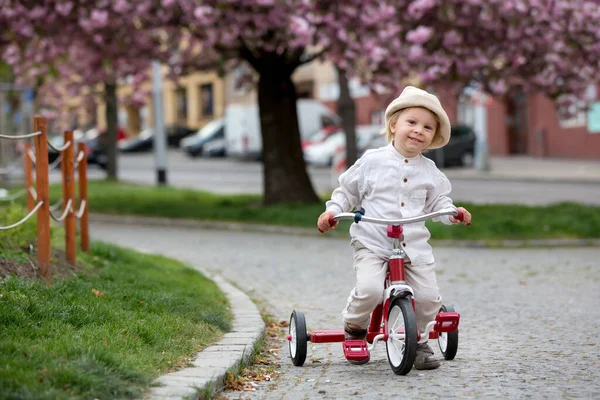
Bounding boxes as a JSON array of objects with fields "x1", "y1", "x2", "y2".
[
  {"x1": 289, "y1": 310, "x2": 308, "y2": 366},
  {"x1": 437, "y1": 304, "x2": 459, "y2": 360}
]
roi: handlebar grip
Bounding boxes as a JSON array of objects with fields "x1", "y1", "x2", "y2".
[
  {"x1": 455, "y1": 209, "x2": 471, "y2": 226},
  {"x1": 318, "y1": 214, "x2": 337, "y2": 233},
  {"x1": 328, "y1": 215, "x2": 336, "y2": 227}
]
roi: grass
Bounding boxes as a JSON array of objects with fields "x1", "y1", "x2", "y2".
[
  {"x1": 0, "y1": 204, "x2": 231, "y2": 400},
  {"x1": 39, "y1": 179, "x2": 600, "y2": 240}
]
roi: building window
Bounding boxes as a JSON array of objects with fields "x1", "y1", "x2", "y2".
[
  {"x1": 557, "y1": 84, "x2": 597, "y2": 128},
  {"x1": 176, "y1": 87, "x2": 187, "y2": 122},
  {"x1": 199, "y1": 83, "x2": 214, "y2": 117},
  {"x1": 558, "y1": 101, "x2": 586, "y2": 128}
]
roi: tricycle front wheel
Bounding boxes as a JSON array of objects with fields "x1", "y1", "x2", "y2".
[
  {"x1": 386, "y1": 296, "x2": 418, "y2": 375},
  {"x1": 289, "y1": 309, "x2": 308, "y2": 366}
]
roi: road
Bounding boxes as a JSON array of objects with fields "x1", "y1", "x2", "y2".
[
  {"x1": 91, "y1": 222, "x2": 600, "y2": 399},
  {"x1": 49, "y1": 150, "x2": 600, "y2": 205}
]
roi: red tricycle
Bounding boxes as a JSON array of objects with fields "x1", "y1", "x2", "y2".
[{"x1": 288, "y1": 207, "x2": 464, "y2": 375}]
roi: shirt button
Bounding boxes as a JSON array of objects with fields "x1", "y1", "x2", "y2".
[
  {"x1": 404, "y1": 159, "x2": 408, "y2": 163},
  {"x1": 402, "y1": 243, "x2": 406, "y2": 247},
  {"x1": 401, "y1": 202, "x2": 405, "y2": 207},
  {"x1": 403, "y1": 178, "x2": 407, "y2": 183}
]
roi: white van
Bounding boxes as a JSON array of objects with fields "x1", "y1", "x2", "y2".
[{"x1": 224, "y1": 99, "x2": 341, "y2": 160}]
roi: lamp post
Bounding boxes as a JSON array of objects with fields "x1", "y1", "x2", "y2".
[{"x1": 152, "y1": 61, "x2": 167, "y2": 185}]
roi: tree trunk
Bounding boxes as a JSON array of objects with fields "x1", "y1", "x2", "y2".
[
  {"x1": 336, "y1": 67, "x2": 357, "y2": 168},
  {"x1": 257, "y1": 62, "x2": 320, "y2": 205},
  {"x1": 104, "y1": 82, "x2": 118, "y2": 180}
]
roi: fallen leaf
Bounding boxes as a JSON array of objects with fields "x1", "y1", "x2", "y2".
[{"x1": 92, "y1": 288, "x2": 104, "y2": 297}]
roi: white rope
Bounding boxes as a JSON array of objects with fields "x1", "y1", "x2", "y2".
[
  {"x1": 28, "y1": 187, "x2": 37, "y2": 201},
  {"x1": 0, "y1": 131, "x2": 42, "y2": 139},
  {"x1": 0, "y1": 189, "x2": 27, "y2": 202},
  {"x1": 47, "y1": 139, "x2": 71, "y2": 152},
  {"x1": 73, "y1": 150, "x2": 85, "y2": 169},
  {"x1": 27, "y1": 148, "x2": 36, "y2": 163},
  {"x1": 48, "y1": 154, "x2": 62, "y2": 170},
  {"x1": 0, "y1": 201, "x2": 44, "y2": 230},
  {"x1": 50, "y1": 198, "x2": 63, "y2": 212},
  {"x1": 75, "y1": 199, "x2": 87, "y2": 219},
  {"x1": 49, "y1": 198, "x2": 73, "y2": 222}
]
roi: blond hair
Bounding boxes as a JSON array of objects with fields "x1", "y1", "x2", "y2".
[{"x1": 381, "y1": 107, "x2": 442, "y2": 148}]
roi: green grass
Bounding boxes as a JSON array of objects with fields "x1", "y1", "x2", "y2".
[
  {"x1": 40, "y1": 179, "x2": 600, "y2": 240},
  {"x1": 0, "y1": 205, "x2": 231, "y2": 400}
]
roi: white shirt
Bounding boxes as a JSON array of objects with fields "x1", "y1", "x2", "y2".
[{"x1": 326, "y1": 142, "x2": 456, "y2": 265}]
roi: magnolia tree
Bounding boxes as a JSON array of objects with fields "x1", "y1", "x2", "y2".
[{"x1": 0, "y1": 1, "x2": 176, "y2": 179}]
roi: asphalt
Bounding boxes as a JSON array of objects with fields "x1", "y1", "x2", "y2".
[{"x1": 86, "y1": 155, "x2": 600, "y2": 399}]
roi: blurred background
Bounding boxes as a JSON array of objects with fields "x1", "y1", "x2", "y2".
[{"x1": 1, "y1": 1, "x2": 600, "y2": 204}]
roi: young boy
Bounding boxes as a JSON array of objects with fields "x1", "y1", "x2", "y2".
[{"x1": 317, "y1": 86, "x2": 472, "y2": 369}]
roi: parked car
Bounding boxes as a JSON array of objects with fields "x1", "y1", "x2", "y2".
[
  {"x1": 118, "y1": 128, "x2": 154, "y2": 153},
  {"x1": 225, "y1": 99, "x2": 341, "y2": 160},
  {"x1": 180, "y1": 119, "x2": 226, "y2": 158},
  {"x1": 303, "y1": 125, "x2": 380, "y2": 167},
  {"x1": 81, "y1": 127, "x2": 128, "y2": 169},
  {"x1": 166, "y1": 125, "x2": 196, "y2": 147},
  {"x1": 359, "y1": 124, "x2": 476, "y2": 168},
  {"x1": 301, "y1": 125, "x2": 342, "y2": 149}
]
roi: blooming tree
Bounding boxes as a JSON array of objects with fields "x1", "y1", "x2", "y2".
[
  {"x1": 0, "y1": 0, "x2": 175, "y2": 178},
  {"x1": 4, "y1": 0, "x2": 600, "y2": 203},
  {"x1": 154, "y1": 0, "x2": 600, "y2": 204}
]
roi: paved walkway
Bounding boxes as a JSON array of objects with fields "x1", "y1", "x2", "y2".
[{"x1": 91, "y1": 220, "x2": 600, "y2": 400}]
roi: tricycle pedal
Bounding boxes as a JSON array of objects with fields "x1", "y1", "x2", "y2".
[
  {"x1": 342, "y1": 340, "x2": 369, "y2": 361},
  {"x1": 434, "y1": 311, "x2": 460, "y2": 332}
]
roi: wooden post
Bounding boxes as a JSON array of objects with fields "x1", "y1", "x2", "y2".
[
  {"x1": 62, "y1": 131, "x2": 76, "y2": 266},
  {"x1": 24, "y1": 143, "x2": 34, "y2": 211},
  {"x1": 33, "y1": 116, "x2": 51, "y2": 278},
  {"x1": 77, "y1": 142, "x2": 89, "y2": 252}
]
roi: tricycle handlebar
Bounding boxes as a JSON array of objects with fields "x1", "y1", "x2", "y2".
[{"x1": 329, "y1": 207, "x2": 461, "y2": 227}]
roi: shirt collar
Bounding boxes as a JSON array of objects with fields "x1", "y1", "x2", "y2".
[{"x1": 387, "y1": 142, "x2": 422, "y2": 164}]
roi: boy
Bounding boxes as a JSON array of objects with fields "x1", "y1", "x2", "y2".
[{"x1": 317, "y1": 86, "x2": 472, "y2": 369}]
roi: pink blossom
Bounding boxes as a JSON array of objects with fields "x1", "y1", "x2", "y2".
[
  {"x1": 406, "y1": 26, "x2": 433, "y2": 44},
  {"x1": 90, "y1": 9, "x2": 109, "y2": 28},
  {"x1": 56, "y1": 2, "x2": 74, "y2": 16}
]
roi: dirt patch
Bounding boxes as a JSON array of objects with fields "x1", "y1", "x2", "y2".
[{"x1": 0, "y1": 249, "x2": 83, "y2": 280}]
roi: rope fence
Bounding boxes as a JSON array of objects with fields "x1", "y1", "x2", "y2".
[{"x1": 0, "y1": 116, "x2": 89, "y2": 279}]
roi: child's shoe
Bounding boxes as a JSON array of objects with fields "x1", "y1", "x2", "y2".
[
  {"x1": 343, "y1": 323, "x2": 369, "y2": 365},
  {"x1": 344, "y1": 323, "x2": 367, "y2": 341},
  {"x1": 414, "y1": 342, "x2": 440, "y2": 370}
]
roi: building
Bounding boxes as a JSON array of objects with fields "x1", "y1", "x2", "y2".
[{"x1": 94, "y1": 69, "x2": 225, "y2": 136}]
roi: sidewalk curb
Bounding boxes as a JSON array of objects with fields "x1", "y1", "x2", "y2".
[
  {"x1": 90, "y1": 213, "x2": 600, "y2": 248},
  {"x1": 150, "y1": 264, "x2": 265, "y2": 399}
]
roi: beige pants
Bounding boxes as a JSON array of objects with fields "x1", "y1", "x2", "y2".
[{"x1": 342, "y1": 241, "x2": 442, "y2": 334}]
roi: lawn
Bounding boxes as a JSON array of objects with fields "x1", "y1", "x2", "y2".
[
  {"x1": 43, "y1": 180, "x2": 600, "y2": 240},
  {"x1": 0, "y1": 203, "x2": 231, "y2": 400}
]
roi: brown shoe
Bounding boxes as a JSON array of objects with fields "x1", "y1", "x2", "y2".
[
  {"x1": 344, "y1": 323, "x2": 367, "y2": 341},
  {"x1": 414, "y1": 342, "x2": 440, "y2": 370}
]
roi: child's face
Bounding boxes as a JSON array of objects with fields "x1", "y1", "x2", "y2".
[{"x1": 391, "y1": 107, "x2": 438, "y2": 158}]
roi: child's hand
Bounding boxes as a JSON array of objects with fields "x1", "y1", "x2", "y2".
[
  {"x1": 450, "y1": 207, "x2": 472, "y2": 226},
  {"x1": 318, "y1": 211, "x2": 338, "y2": 233}
]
